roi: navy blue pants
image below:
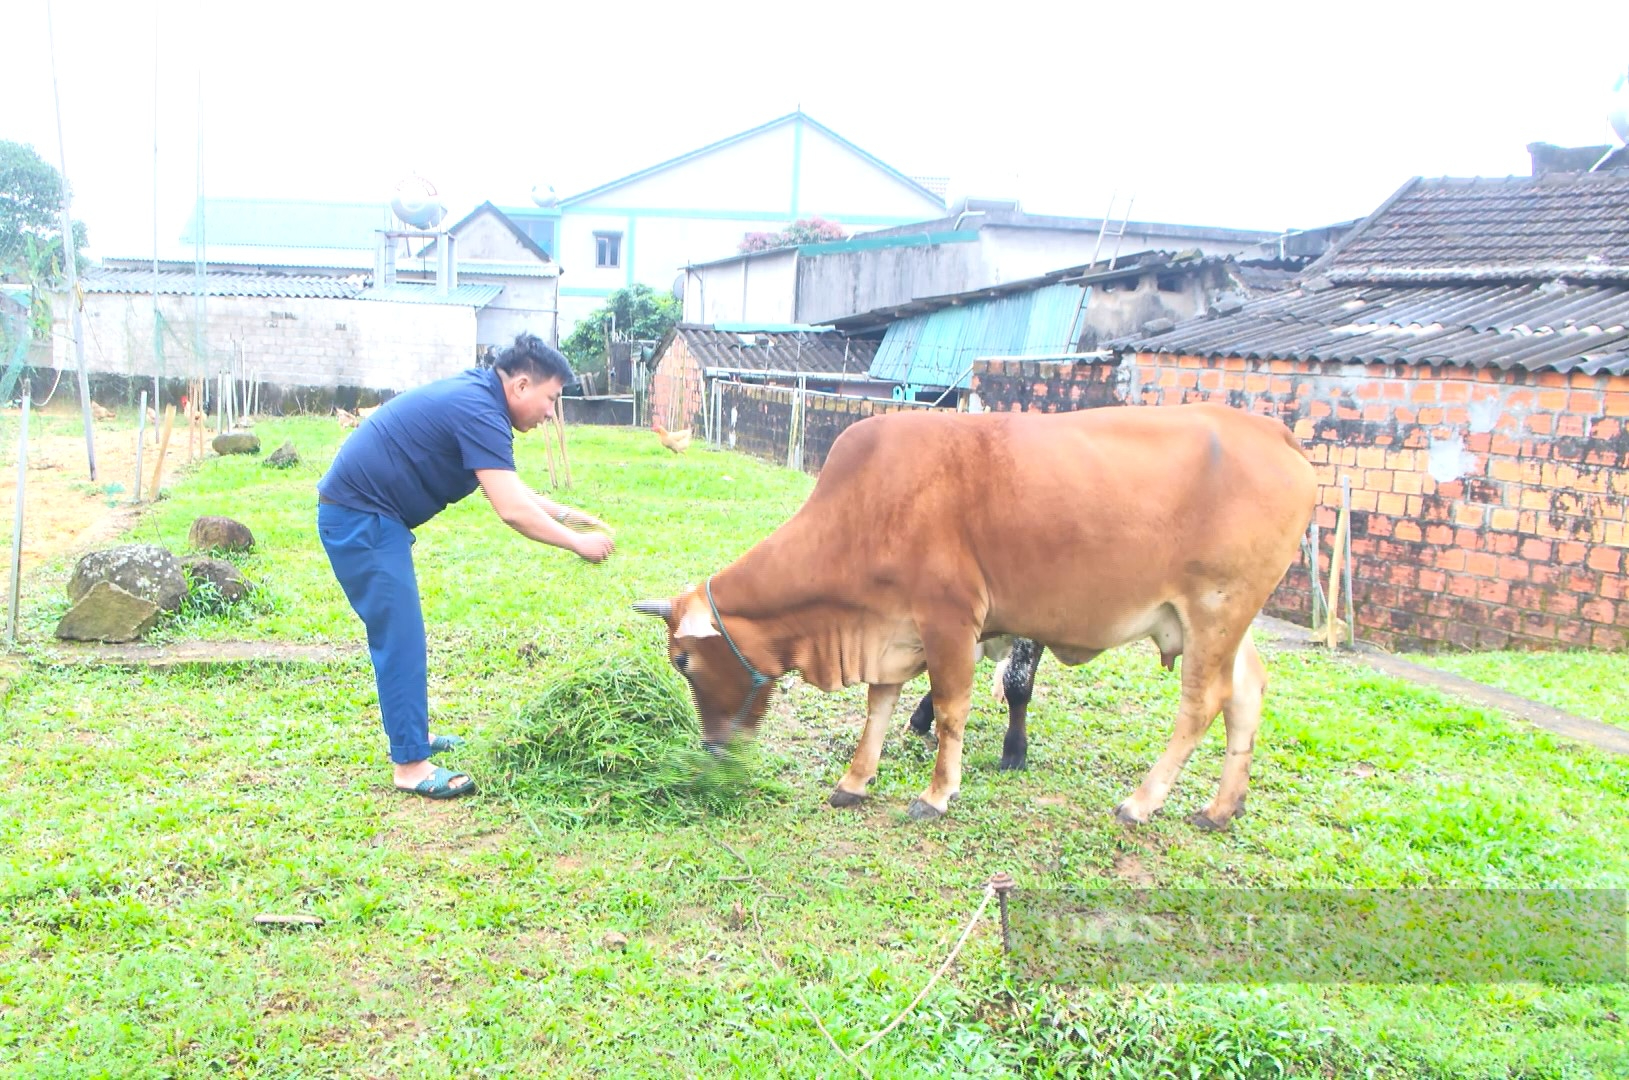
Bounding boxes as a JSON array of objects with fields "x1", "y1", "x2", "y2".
[{"x1": 317, "y1": 502, "x2": 431, "y2": 764}]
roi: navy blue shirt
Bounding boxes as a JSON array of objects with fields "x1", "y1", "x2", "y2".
[{"x1": 317, "y1": 367, "x2": 516, "y2": 529}]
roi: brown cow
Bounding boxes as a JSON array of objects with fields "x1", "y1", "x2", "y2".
[{"x1": 634, "y1": 402, "x2": 1316, "y2": 828}]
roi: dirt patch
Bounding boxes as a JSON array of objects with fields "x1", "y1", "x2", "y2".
[
  {"x1": 369, "y1": 792, "x2": 502, "y2": 857},
  {"x1": 0, "y1": 419, "x2": 199, "y2": 579},
  {"x1": 1111, "y1": 853, "x2": 1156, "y2": 886}
]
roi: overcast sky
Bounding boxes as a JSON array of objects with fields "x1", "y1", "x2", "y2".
[{"x1": 4, "y1": 0, "x2": 1628, "y2": 260}]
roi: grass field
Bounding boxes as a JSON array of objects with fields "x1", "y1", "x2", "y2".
[
  {"x1": 1408, "y1": 650, "x2": 1629, "y2": 731},
  {"x1": 2, "y1": 416, "x2": 1626, "y2": 1077}
]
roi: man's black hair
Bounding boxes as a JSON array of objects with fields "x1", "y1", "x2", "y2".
[{"x1": 493, "y1": 332, "x2": 575, "y2": 385}]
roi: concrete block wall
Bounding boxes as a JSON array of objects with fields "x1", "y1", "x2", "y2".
[
  {"x1": 971, "y1": 354, "x2": 1629, "y2": 653},
  {"x1": 54, "y1": 291, "x2": 478, "y2": 397}
]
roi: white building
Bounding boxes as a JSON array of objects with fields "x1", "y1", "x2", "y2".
[
  {"x1": 496, "y1": 111, "x2": 947, "y2": 335},
  {"x1": 681, "y1": 200, "x2": 1287, "y2": 327}
]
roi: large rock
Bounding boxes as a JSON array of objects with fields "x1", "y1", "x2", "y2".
[
  {"x1": 189, "y1": 516, "x2": 255, "y2": 553},
  {"x1": 183, "y1": 557, "x2": 249, "y2": 604},
  {"x1": 56, "y1": 581, "x2": 162, "y2": 642},
  {"x1": 68, "y1": 545, "x2": 187, "y2": 613},
  {"x1": 213, "y1": 431, "x2": 261, "y2": 455},
  {"x1": 263, "y1": 441, "x2": 300, "y2": 469}
]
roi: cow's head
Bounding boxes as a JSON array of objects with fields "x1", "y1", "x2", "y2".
[{"x1": 633, "y1": 584, "x2": 773, "y2": 753}]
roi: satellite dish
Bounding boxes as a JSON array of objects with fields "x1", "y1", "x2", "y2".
[
  {"x1": 1610, "y1": 68, "x2": 1629, "y2": 145},
  {"x1": 671, "y1": 273, "x2": 685, "y2": 302},
  {"x1": 391, "y1": 176, "x2": 446, "y2": 230},
  {"x1": 531, "y1": 184, "x2": 559, "y2": 208}
]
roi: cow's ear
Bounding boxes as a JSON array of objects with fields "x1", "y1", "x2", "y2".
[{"x1": 676, "y1": 607, "x2": 721, "y2": 640}]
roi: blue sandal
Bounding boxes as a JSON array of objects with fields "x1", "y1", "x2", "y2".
[
  {"x1": 428, "y1": 735, "x2": 465, "y2": 756},
  {"x1": 396, "y1": 766, "x2": 476, "y2": 800}
]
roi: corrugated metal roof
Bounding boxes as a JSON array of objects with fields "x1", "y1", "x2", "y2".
[
  {"x1": 445, "y1": 259, "x2": 558, "y2": 278},
  {"x1": 1121, "y1": 280, "x2": 1629, "y2": 376},
  {"x1": 670, "y1": 325, "x2": 877, "y2": 375},
  {"x1": 869, "y1": 282, "x2": 1087, "y2": 388},
  {"x1": 79, "y1": 268, "x2": 363, "y2": 299},
  {"x1": 358, "y1": 283, "x2": 503, "y2": 308},
  {"x1": 1320, "y1": 173, "x2": 1629, "y2": 282}
]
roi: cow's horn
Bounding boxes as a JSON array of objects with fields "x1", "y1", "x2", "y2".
[{"x1": 632, "y1": 599, "x2": 672, "y2": 618}]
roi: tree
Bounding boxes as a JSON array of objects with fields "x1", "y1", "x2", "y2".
[
  {"x1": 561, "y1": 283, "x2": 680, "y2": 379},
  {"x1": 738, "y1": 217, "x2": 846, "y2": 253},
  {"x1": 1, "y1": 140, "x2": 87, "y2": 282}
]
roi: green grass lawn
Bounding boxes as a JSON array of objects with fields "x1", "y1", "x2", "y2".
[
  {"x1": 1408, "y1": 651, "x2": 1629, "y2": 731},
  {"x1": 2, "y1": 419, "x2": 1627, "y2": 1077}
]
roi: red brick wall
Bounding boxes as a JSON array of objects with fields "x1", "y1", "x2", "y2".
[
  {"x1": 649, "y1": 336, "x2": 706, "y2": 432},
  {"x1": 971, "y1": 355, "x2": 1629, "y2": 653}
]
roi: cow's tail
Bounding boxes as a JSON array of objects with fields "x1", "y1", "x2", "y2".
[{"x1": 991, "y1": 656, "x2": 1010, "y2": 702}]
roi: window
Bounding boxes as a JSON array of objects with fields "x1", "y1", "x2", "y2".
[
  {"x1": 525, "y1": 219, "x2": 555, "y2": 256},
  {"x1": 594, "y1": 231, "x2": 622, "y2": 269}
]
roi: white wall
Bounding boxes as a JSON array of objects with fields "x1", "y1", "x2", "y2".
[
  {"x1": 55, "y1": 290, "x2": 478, "y2": 391},
  {"x1": 682, "y1": 249, "x2": 798, "y2": 324},
  {"x1": 470, "y1": 275, "x2": 560, "y2": 348},
  {"x1": 794, "y1": 123, "x2": 947, "y2": 220}
]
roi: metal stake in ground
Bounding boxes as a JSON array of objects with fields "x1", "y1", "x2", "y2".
[
  {"x1": 7, "y1": 380, "x2": 31, "y2": 645},
  {"x1": 134, "y1": 391, "x2": 147, "y2": 503}
]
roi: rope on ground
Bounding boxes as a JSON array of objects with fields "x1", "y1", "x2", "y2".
[{"x1": 723, "y1": 834, "x2": 999, "y2": 1077}]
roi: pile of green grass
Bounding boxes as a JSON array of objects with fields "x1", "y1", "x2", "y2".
[{"x1": 487, "y1": 637, "x2": 788, "y2": 826}]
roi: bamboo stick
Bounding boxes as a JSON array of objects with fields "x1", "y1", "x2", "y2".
[
  {"x1": 554, "y1": 409, "x2": 572, "y2": 487},
  {"x1": 1324, "y1": 503, "x2": 1350, "y2": 650},
  {"x1": 542, "y1": 419, "x2": 558, "y2": 488},
  {"x1": 149, "y1": 404, "x2": 177, "y2": 497}
]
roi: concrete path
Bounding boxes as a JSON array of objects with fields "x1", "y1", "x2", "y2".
[{"x1": 1254, "y1": 615, "x2": 1629, "y2": 756}]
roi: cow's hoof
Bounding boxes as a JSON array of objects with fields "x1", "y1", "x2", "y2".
[
  {"x1": 828, "y1": 788, "x2": 867, "y2": 809},
  {"x1": 1113, "y1": 803, "x2": 1148, "y2": 826},
  {"x1": 998, "y1": 753, "x2": 1028, "y2": 771},
  {"x1": 907, "y1": 798, "x2": 945, "y2": 821},
  {"x1": 1188, "y1": 810, "x2": 1231, "y2": 832}
]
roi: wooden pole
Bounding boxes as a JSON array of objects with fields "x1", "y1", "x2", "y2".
[
  {"x1": 149, "y1": 404, "x2": 177, "y2": 497},
  {"x1": 1342, "y1": 476, "x2": 1356, "y2": 648},
  {"x1": 542, "y1": 419, "x2": 559, "y2": 488},
  {"x1": 1324, "y1": 500, "x2": 1350, "y2": 650},
  {"x1": 134, "y1": 390, "x2": 147, "y2": 502},
  {"x1": 7, "y1": 380, "x2": 30, "y2": 645},
  {"x1": 553, "y1": 409, "x2": 572, "y2": 488}
]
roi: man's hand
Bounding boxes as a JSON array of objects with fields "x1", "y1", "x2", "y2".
[{"x1": 571, "y1": 531, "x2": 615, "y2": 563}]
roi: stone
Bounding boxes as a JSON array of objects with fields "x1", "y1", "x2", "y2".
[
  {"x1": 68, "y1": 544, "x2": 188, "y2": 612},
  {"x1": 56, "y1": 581, "x2": 162, "y2": 642},
  {"x1": 189, "y1": 516, "x2": 256, "y2": 553},
  {"x1": 263, "y1": 441, "x2": 300, "y2": 469},
  {"x1": 183, "y1": 557, "x2": 249, "y2": 604},
  {"x1": 213, "y1": 431, "x2": 261, "y2": 455},
  {"x1": 601, "y1": 931, "x2": 628, "y2": 951}
]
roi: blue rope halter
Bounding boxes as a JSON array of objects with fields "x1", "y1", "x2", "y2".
[{"x1": 705, "y1": 576, "x2": 771, "y2": 729}]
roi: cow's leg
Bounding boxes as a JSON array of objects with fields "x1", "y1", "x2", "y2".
[
  {"x1": 1191, "y1": 633, "x2": 1266, "y2": 831},
  {"x1": 909, "y1": 629, "x2": 977, "y2": 820},
  {"x1": 998, "y1": 639, "x2": 1043, "y2": 770},
  {"x1": 1113, "y1": 629, "x2": 1235, "y2": 826},
  {"x1": 830, "y1": 682, "x2": 904, "y2": 808}
]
